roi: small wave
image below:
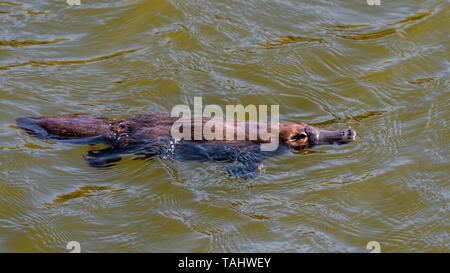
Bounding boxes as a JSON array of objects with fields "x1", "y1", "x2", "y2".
[
  {"x1": 46, "y1": 185, "x2": 127, "y2": 207},
  {"x1": 0, "y1": 38, "x2": 68, "y2": 47},
  {"x1": 257, "y1": 35, "x2": 326, "y2": 49},
  {"x1": 318, "y1": 9, "x2": 434, "y2": 41},
  {"x1": 0, "y1": 46, "x2": 146, "y2": 70}
]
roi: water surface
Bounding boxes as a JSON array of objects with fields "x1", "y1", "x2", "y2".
[{"x1": 0, "y1": 0, "x2": 448, "y2": 252}]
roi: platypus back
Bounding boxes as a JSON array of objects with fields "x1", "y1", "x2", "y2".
[{"x1": 15, "y1": 115, "x2": 111, "y2": 144}]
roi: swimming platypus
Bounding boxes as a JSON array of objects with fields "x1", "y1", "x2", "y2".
[{"x1": 15, "y1": 113, "x2": 356, "y2": 179}]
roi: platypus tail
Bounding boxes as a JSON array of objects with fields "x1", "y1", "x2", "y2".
[{"x1": 15, "y1": 115, "x2": 111, "y2": 144}]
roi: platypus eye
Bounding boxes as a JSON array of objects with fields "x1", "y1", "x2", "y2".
[{"x1": 291, "y1": 133, "x2": 307, "y2": 141}]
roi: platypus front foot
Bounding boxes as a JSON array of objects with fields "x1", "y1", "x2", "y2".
[{"x1": 84, "y1": 147, "x2": 123, "y2": 168}]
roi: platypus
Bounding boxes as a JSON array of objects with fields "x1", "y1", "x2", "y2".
[{"x1": 15, "y1": 113, "x2": 356, "y2": 179}]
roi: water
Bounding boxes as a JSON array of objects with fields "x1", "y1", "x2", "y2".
[{"x1": 0, "y1": 0, "x2": 448, "y2": 252}]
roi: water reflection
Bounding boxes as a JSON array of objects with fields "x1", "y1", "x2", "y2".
[{"x1": 0, "y1": 0, "x2": 448, "y2": 252}]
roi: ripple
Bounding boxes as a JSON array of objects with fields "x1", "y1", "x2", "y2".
[
  {"x1": 308, "y1": 110, "x2": 388, "y2": 127},
  {"x1": 257, "y1": 35, "x2": 326, "y2": 49},
  {"x1": 46, "y1": 185, "x2": 127, "y2": 207},
  {"x1": 0, "y1": 1, "x2": 22, "y2": 7},
  {"x1": 0, "y1": 38, "x2": 68, "y2": 47},
  {"x1": 317, "y1": 9, "x2": 434, "y2": 41},
  {"x1": 0, "y1": 46, "x2": 146, "y2": 70}
]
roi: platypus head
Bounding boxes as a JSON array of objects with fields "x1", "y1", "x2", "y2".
[{"x1": 281, "y1": 123, "x2": 356, "y2": 150}]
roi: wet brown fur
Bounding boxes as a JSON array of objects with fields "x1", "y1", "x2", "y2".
[
  {"x1": 18, "y1": 112, "x2": 311, "y2": 150},
  {"x1": 15, "y1": 112, "x2": 356, "y2": 178}
]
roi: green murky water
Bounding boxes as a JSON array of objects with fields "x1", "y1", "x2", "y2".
[{"x1": 0, "y1": 0, "x2": 448, "y2": 252}]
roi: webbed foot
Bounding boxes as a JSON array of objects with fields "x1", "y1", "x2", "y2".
[{"x1": 85, "y1": 147, "x2": 122, "y2": 168}]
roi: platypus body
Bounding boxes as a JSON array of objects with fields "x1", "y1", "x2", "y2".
[{"x1": 16, "y1": 113, "x2": 356, "y2": 179}]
